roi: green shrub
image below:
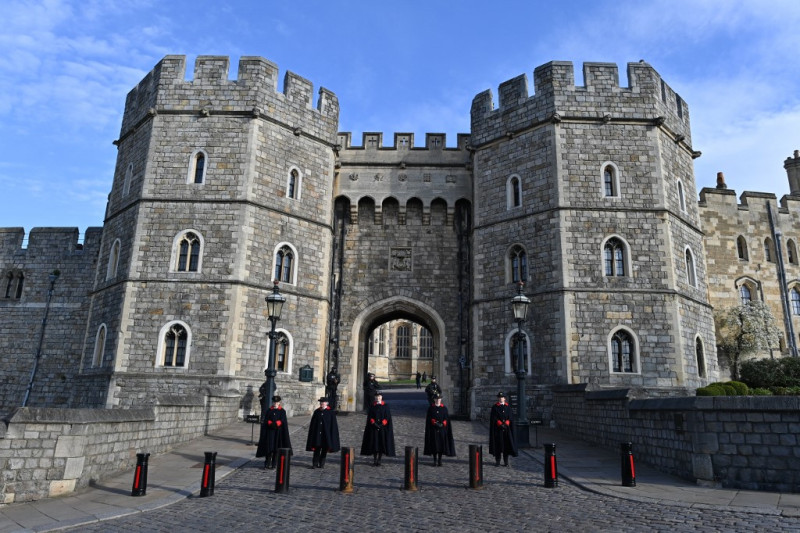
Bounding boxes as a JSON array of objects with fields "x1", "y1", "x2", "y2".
[
  {"x1": 726, "y1": 381, "x2": 749, "y2": 395},
  {"x1": 740, "y1": 359, "x2": 782, "y2": 388},
  {"x1": 696, "y1": 383, "x2": 729, "y2": 396},
  {"x1": 741, "y1": 357, "x2": 800, "y2": 389},
  {"x1": 770, "y1": 386, "x2": 789, "y2": 396},
  {"x1": 750, "y1": 388, "x2": 773, "y2": 396}
]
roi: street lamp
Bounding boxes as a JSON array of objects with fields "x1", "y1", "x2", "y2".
[
  {"x1": 22, "y1": 270, "x2": 60, "y2": 407},
  {"x1": 264, "y1": 280, "x2": 286, "y2": 406},
  {"x1": 511, "y1": 281, "x2": 531, "y2": 448}
]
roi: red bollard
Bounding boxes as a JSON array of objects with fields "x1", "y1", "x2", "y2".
[
  {"x1": 274, "y1": 448, "x2": 291, "y2": 494},
  {"x1": 200, "y1": 451, "x2": 217, "y2": 497},
  {"x1": 339, "y1": 447, "x2": 355, "y2": 493},
  {"x1": 544, "y1": 443, "x2": 558, "y2": 488},
  {"x1": 621, "y1": 442, "x2": 636, "y2": 487},
  {"x1": 131, "y1": 452, "x2": 150, "y2": 496},
  {"x1": 469, "y1": 444, "x2": 484, "y2": 489},
  {"x1": 403, "y1": 446, "x2": 418, "y2": 492}
]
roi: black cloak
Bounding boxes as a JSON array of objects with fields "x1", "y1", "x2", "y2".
[
  {"x1": 305, "y1": 406, "x2": 341, "y2": 452},
  {"x1": 488, "y1": 402, "x2": 518, "y2": 458},
  {"x1": 360, "y1": 401, "x2": 396, "y2": 456},
  {"x1": 423, "y1": 403, "x2": 456, "y2": 456},
  {"x1": 256, "y1": 406, "x2": 291, "y2": 457},
  {"x1": 424, "y1": 381, "x2": 442, "y2": 403}
]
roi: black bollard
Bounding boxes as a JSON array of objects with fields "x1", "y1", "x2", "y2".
[
  {"x1": 544, "y1": 443, "x2": 558, "y2": 488},
  {"x1": 274, "y1": 448, "x2": 291, "y2": 494},
  {"x1": 339, "y1": 447, "x2": 355, "y2": 493},
  {"x1": 199, "y1": 451, "x2": 217, "y2": 497},
  {"x1": 130, "y1": 452, "x2": 150, "y2": 496},
  {"x1": 402, "y1": 446, "x2": 418, "y2": 492},
  {"x1": 621, "y1": 442, "x2": 636, "y2": 487},
  {"x1": 469, "y1": 444, "x2": 484, "y2": 489}
]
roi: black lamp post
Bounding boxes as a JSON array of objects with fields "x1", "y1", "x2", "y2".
[
  {"x1": 264, "y1": 280, "x2": 286, "y2": 406},
  {"x1": 22, "y1": 270, "x2": 60, "y2": 407},
  {"x1": 511, "y1": 281, "x2": 531, "y2": 448}
]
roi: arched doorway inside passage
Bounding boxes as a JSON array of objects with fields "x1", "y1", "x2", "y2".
[{"x1": 346, "y1": 296, "x2": 447, "y2": 412}]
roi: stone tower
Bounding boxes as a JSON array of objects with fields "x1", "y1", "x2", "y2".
[
  {"x1": 469, "y1": 61, "x2": 716, "y2": 415},
  {"x1": 74, "y1": 56, "x2": 339, "y2": 412}
]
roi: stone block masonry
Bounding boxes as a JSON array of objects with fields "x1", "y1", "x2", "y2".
[
  {"x1": 553, "y1": 385, "x2": 800, "y2": 492},
  {"x1": 0, "y1": 391, "x2": 238, "y2": 504}
]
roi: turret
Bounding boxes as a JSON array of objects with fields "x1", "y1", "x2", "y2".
[{"x1": 785, "y1": 150, "x2": 800, "y2": 195}]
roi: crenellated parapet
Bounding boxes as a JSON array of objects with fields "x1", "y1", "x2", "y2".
[
  {"x1": 335, "y1": 131, "x2": 472, "y2": 213},
  {"x1": 470, "y1": 60, "x2": 691, "y2": 148},
  {"x1": 0, "y1": 227, "x2": 102, "y2": 256},
  {"x1": 120, "y1": 55, "x2": 339, "y2": 144}
]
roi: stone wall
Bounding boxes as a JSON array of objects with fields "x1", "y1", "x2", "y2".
[
  {"x1": 0, "y1": 391, "x2": 239, "y2": 504},
  {"x1": 0, "y1": 227, "x2": 102, "y2": 413},
  {"x1": 552, "y1": 385, "x2": 800, "y2": 492}
]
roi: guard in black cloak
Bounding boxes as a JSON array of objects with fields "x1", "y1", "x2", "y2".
[
  {"x1": 325, "y1": 367, "x2": 341, "y2": 411},
  {"x1": 257, "y1": 369, "x2": 269, "y2": 414},
  {"x1": 306, "y1": 396, "x2": 341, "y2": 468},
  {"x1": 360, "y1": 390, "x2": 396, "y2": 466},
  {"x1": 423, "y1": 393, "x2": 456, "y2": 466},
  {"x1": 424, "y1": 375, "x2": 442, "y2": 404},
  {"x1": 256, "y1": 395, "x2": 291, "y2": 469},
  {"x1": 364, "y1": 372, "x2": 379, "y2": 409},
  {"x1": 489, "y1": 391, "x2": 518, "y2": 466}
]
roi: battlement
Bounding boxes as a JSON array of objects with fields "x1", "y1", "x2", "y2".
[
  {"x1": 121, "y1": 55, "x2": 339, "y2": 142},
  {"x1": 470, "y1": 60, "x2": 690, "y2": 146},
  {"x1": 0, "y1": 227, "x2": 103, "y2": 255},
  {"x1": 337, "y1": 132, "x2": 470, "y2": 151},
  {"x1": 336, "y1": 132, "x2": 472, "y2": 170}
]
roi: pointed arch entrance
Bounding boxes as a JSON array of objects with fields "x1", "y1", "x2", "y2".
[{"x1": 347, "y1": 296, "x2": 447, "y2": 409}]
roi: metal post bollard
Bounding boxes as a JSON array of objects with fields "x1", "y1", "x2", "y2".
[
  {"x1": 199, "y1": 451, "x2": 217, "y2": 497},
  {"x1": 131, "y1": 452, "x2": 150, "y2": 496},
  {"x1": 621, "y1": 442, "x2": 636, "y2": 487},
  {"x1": 544, "y1": 443, "x2": 558, "y2": 488},
  {"x1": 274, "y1": 448, "x2": 291, "y2": 493},
  {"x1": 469, "y1": 444, "x2": 484, "y2": 489},
  {"x1": 339, "y1": 447, "x2": 355, "y2": 493},
  {"x1": 402, "y1": 446, "x2": 418, "y2": 492}
]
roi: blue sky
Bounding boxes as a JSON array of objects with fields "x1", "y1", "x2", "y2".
[{"x1": 1, "y1": 0, "x2": 799, "y2": 236}]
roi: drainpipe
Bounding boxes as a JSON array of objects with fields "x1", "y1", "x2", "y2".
[{"x1": 767, "y1": 202, "x2": 797, "y2": 357}]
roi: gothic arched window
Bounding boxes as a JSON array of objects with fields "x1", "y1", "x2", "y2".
[
  {"x1": 419, "y1": 327, "x2": 433, "y2": 359},
  {"x1": 191, "y1": 152, "x2": 206, "y2": 184},
  {"x1": 739, "y1": 284, "x2": 752, "y2": 305},
  {"x1": 611, "y1": 329, "x2": 635, "y2": 373},
  {"x1": 177, "y1": 232, "x2": 201, "y2": 272},
  {"x1": 396, "y1": 324, "x2": 410, "y2": 358},
  {"x1": 162, "y1": 323, "x2": 188, "y2": 367},
  {"x1": 696, "y1": 337, "x2": 706, "y2": 378},
  {"x1": 274, "y1": 245, "x2": 295, "y2": 283},
  {"x1": 737, "y1": 236, "x2": 748, "y2": 261},
  {"x1": 509, "y1": 245, "x2": 528, "y2": 284},
  {"x1": 685, "y1": 248, "x2": 697, "y2": 287},
  {"x1": 604, "y1": 237, "x2": 626, "y2": 277},
  {"x1": 603, "y1": 164, "x2": 618, "y2": 197},
  {"x1": 287, "y1": 169, "x2": 300, "y2": 199},
  {"x1": 792, "y1": 288, "x2": 800, "y2": 315},
  {"x1": 507, "y1": 175, "x2": 522, "y2": 209}
]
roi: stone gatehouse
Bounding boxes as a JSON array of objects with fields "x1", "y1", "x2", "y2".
[{"x1": 6, "y1": 53, "x2": 772, "y2": 421}]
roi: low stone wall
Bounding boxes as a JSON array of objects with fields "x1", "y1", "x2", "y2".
[
  {"x1": 552, "y1": 385, "x2": 800, "y2": 492},
  {"x1": 0, "y1": 390, "x2": 239, "y2": 504}
]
